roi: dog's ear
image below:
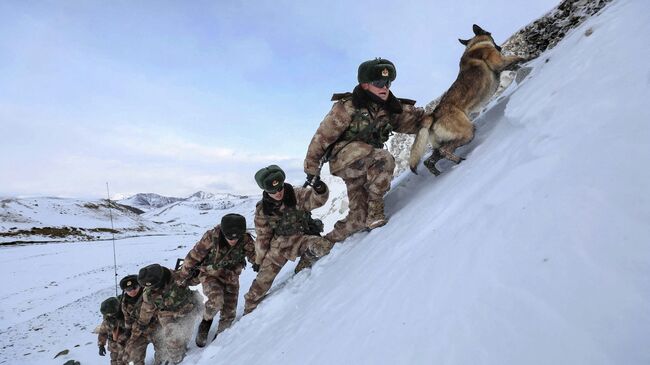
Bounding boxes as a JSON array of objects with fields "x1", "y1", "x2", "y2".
[
  {"x1": 458, "y1": 38, "x2": 470, "y2": 46},
  {"x1": 473, "y1": 24, "x2": 490, "y2": 36}
]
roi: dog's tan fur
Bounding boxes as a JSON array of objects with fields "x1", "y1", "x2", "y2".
[{"x1": 409, "y1": 24, "x2": 525, "y2": 175}]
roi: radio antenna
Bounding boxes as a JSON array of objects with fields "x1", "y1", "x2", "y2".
[{"x1": 106, "y1": 182, "x2": 119, "y2": 296}]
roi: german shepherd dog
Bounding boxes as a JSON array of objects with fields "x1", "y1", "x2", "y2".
[{"x1": 409, "y1": 24, "x2": 526, "y2": 175}]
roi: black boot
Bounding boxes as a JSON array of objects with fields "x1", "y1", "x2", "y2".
[{"x1": 195, "y1": 318, "x2": 213, "y2": 348}]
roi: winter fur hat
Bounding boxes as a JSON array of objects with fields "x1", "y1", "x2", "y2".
[
  {"x1": 255, "y1": 165, "x2": 286, "y2": 193},
  {"x1": 119, "y1": 274, "x2": 139, "y2": 291},
  {"x1": 357, "y1": 58, "x2": 396, "y2": 83},
  {"x1": 100, "y1": 297, "x2": 121, "y2": 315},
  {"x1": 138, "y1": 264, "x2": 169, "y2": 288},
  {"x1": 221, "y1": 213, "x2": 247, "y2": 240}
]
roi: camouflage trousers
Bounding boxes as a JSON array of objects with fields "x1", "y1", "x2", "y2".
[
  {"x1": 243, "y1": 235, "x2": 333, "y2": 314},
  {"x1": 108, "y1": 340, "x2": 125, "y2": 365},
  {"x1": 122, "y1": 327, "x2": 162, "y2": 365},
  {"x1": 153, "y1": 293, "x2": 202, "y2": 365},
  {"x1": 326, "y1": 148, "x2": 395, "y2": 243},
  {"x1": 200, "y1": 273, "x2": 239, "y2": 335}
]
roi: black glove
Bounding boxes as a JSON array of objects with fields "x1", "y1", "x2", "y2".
[
  {"x1": 303, "y1": 173, "x2": 316, "y2": 188},
  {"x1": 252, "y1": 263, "x2": 260, "y2": 272},
  {"x1": 99, "y1": 345, "x2": 106, "y2": 356},
  {"x1": 312, "y1": 179, "x2": 327, "y2": 194}
]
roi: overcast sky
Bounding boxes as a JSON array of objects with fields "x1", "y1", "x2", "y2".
[{"x1": 0, "y1": 0, "x2": 559, "y2": 199}]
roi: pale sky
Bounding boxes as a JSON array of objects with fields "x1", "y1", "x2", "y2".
[{"x1": 0, "y1": 0, "x2": 559, "y2": 199}]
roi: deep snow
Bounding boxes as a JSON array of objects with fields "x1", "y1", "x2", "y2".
[{"x1": 1, "y1": 0, "x2": 649, "y2": 364}]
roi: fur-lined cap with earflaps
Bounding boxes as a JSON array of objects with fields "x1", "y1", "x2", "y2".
[
  {"x1": 137, "y1": 264, "x2": 168, "y2": 288},
  {"x1": 357, "y1": 58, "x2": 396, "y2": 83},
  {"x1": 254, "y1": 165, "x2": 286, "y2": 193},
  {"x1": 100, "y1": 297, "x2": 121, "y2": 315},
  {"x1": 221, "y1": 213, "x2": 247, "y2": 239},
  {"x1": 119, "y1": 274, "x2": 139, "y2": 291}
]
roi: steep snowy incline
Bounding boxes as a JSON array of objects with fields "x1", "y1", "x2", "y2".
[{"x1": 193, "y1": 1, "x2": 650, "y2": 364}]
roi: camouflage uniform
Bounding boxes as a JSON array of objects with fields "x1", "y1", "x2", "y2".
[
  {"x1": 243, "y1": 183, "x2": 331, "y2": 314},
  {"x1": 178, "y1": 226, "x2": 256, "y2": 334},
  {"x1": 304, "y1": 85, "x2": 428, "y2": 242},
  {"x1": 97, "y1": 312, "x2": 129, "y2": 365},
  {"x1": 126, "y1": 268, "x2": 200, "y2": 365},
  {"x1": 120, "y1": 291, "x2": 161, "y2": 365}
]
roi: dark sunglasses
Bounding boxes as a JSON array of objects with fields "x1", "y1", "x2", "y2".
[
  {"x1": 224, "y1": 232, "x2": 242, "y2": 241},
  {"x1": 370, "y1": 79, "x2": 391, "y2": 89},
  {"x1": 265, "y1": 185, "x2": 284, "y2": 194}
]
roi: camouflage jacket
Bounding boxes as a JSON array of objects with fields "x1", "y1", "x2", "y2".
[
  {"x1": 254, "y1": 183, "x2": 328, "y2": 265},
  {"x1": 121, "y1": 291, "x2": 157, "y2": 334},
  {"x1": 178, "y1": 226, "x2": 256, "y2": 284},
  {"x1": 97, "y1": 314, "x2": 128, "y2": 347},
  {"x1": 304, "y1": 85, "x2": 428, "y2": 176},
  {"x1": 134, "y1": 269, "x2": 194, "y2": 334}
]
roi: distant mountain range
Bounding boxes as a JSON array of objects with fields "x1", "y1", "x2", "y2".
[
  {"x1": 0, "y1": 179, "x2": 352, "y2": 245},
  {"x1": 117, "y1": 193, "x2": 185, "y2": 211},
  {"x1": 0, "y1": 191, "x2": 261, "y2": 245}
]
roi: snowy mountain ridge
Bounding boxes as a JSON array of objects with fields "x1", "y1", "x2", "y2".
[
  {"x1": 0, "y1": 191, "x2": 263, "y2": 244},
  {"x1": 117, "y1": 193, "x2": 185, "y2": 211}
]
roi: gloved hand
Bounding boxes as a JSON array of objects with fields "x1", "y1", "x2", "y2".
[
  {"x1": 252, "y1": 263, "x2": 260, "y2": 272},
  {"x1": 312, "y1": 179, "x2": 327, "y2": 194},
  {"x1": 303, "y1": 173, "x2": 317, "y2": 188},
  {"x1": 99, "y1": 345, "x2": 106, "y2": 356}
]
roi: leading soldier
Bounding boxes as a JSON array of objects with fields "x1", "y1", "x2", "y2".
[
  {"x1": 243, "y1": 165, "x2": 332, "y2": 314},
  {"x1": 304, "y1": 58, "x2": 433, "y2": 243},
  {"x1": 177, "y1": 213, "x2": 256, "y2": 347}
]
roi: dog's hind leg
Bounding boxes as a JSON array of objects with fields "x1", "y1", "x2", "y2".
[
  {"x1": 439, "y1": 122, "x2": 475, "y2": 164},
  {"x1": 423, "y1": 149, "x2": 443, "y2": 176},
  {"x1": 439, "y1": 147, "x2": 465, "y2": 164}
]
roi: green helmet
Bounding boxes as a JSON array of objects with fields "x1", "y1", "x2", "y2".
[
  {"x1": 100, "y1": 297, "x2": 120, "y2": 316},
  {"x1": 357, "y1": 58, "x2": 396, "y2": 84},
  {"x1": 254, "y1": 165, "x2": 286, "y2": 193}
]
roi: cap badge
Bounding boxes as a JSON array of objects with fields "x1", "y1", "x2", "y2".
[
  {"x1": 272, "y1": 180, "x2": 279, "y2": 186},
  {"x1": 126, "y1": 281, "x2": 132, "y2": 286},
  {"x1": 381, "y1": 68, "x2": 389, "y2": 77}
]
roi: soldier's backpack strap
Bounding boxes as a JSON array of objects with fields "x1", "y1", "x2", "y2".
[
  {"x1": 331, "y1": 92, "x2": 353, "y2": 101},
  {"x1": 397, "y1": 97, "x2": 416, "y2": 106}
]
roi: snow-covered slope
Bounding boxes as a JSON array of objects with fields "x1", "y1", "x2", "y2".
[
  {"x1": 1, "y1": 1, "x2": 649, "y2": 364},
  {"x1": 191, "y1": 1, "x2": 650, "y2": 364}
]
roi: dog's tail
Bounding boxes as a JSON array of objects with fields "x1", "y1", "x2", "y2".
[{"x1": 409, "y1": 115, "x2": 436, "y2": 174}]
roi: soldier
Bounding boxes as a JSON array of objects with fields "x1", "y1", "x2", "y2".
[
  {"x1": 243, "y1": 165, "x2": 332, "y2": 314},
  {"x1": 304, "y1": 57, "x2": 433, "y2": 243},
  {"x1": 97, "y1": 296, "x2": 129, "y2": 365},
  {"x1": 124, "y1": 264, "x2": 201, "y2": 365},
  {"x1": 177, "y1": 213, "x2": 256, "y2": 347},
  {"x1": 119, "y1": 275, "x2": 161, "y2": 365}
]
